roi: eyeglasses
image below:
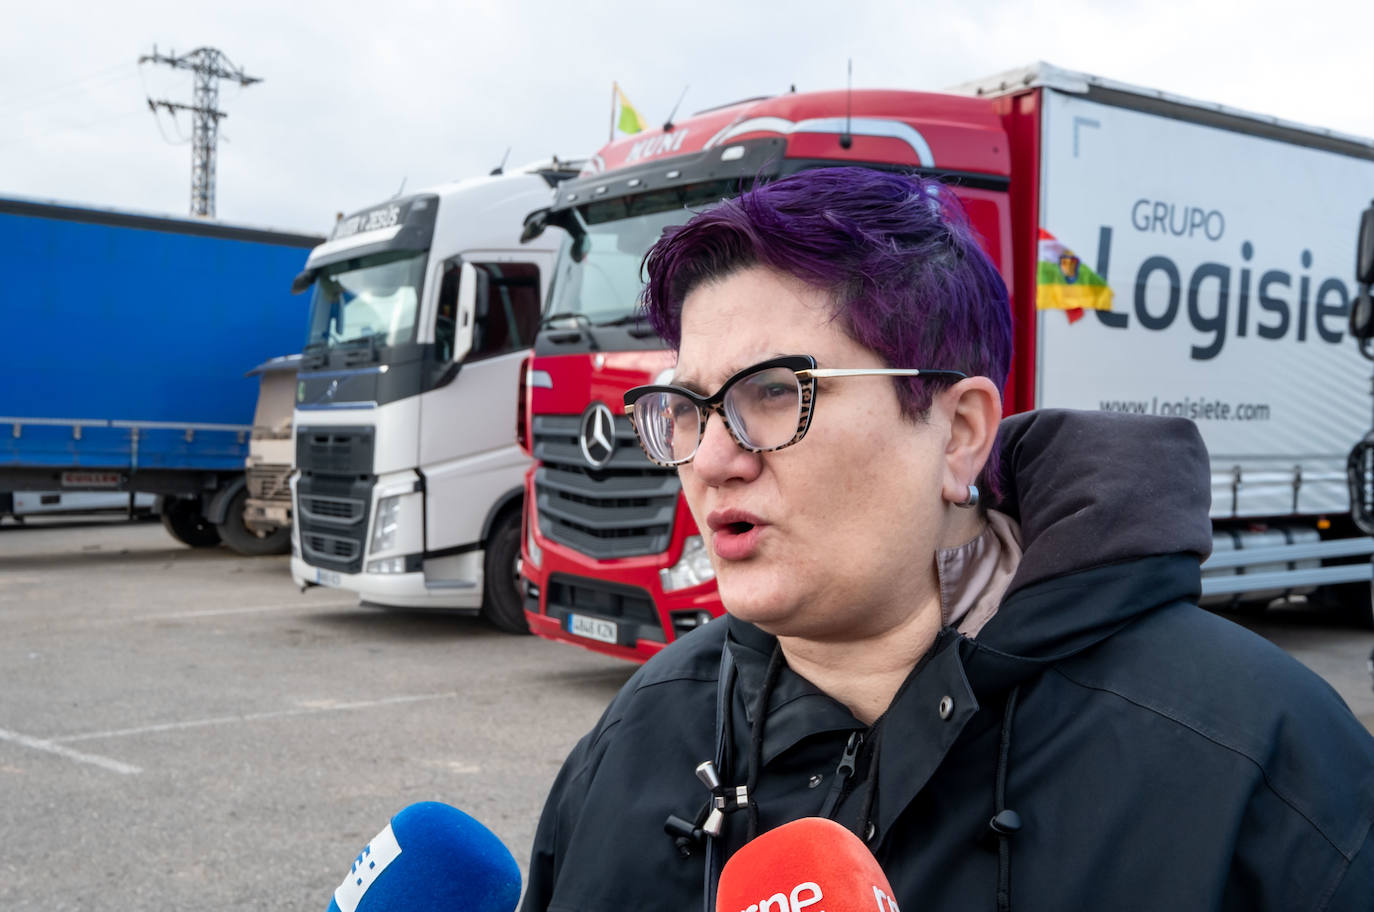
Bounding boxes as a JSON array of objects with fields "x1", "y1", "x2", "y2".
[{"x1": 622, "y1": 354, "x2": 966, "y2": 467}]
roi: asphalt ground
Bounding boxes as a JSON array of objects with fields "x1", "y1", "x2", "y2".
[
  {"x1": 0, "y1": 517, "x2": 633, "y2": 910},
  {"x1": 2, "y1": 517, "x2": 1372, "y2": 909}
]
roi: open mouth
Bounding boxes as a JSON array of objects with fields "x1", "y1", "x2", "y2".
[{"x1": 706, "y1": 511, "x2": 765, "y2": 560}]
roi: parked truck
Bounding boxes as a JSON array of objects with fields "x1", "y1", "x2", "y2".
[
  {"x1": 240, "y1": 354, "x2": 302, "y2": 552},
  {"x1": 0, "y1": 195, "x2": 321, "y2": 553},
  {"x1": 518, "y1": 63, "x2": 1374, "y2": 662},
  {"x1": 288, "y1": 163, "x2": 576, "y2": 631}
]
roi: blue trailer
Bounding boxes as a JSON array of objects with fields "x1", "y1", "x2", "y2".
[{"x1": 0, "y1": 196, "x2": 322, "y2": 553}]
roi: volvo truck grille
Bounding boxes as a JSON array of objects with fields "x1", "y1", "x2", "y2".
[
  {"x1": 296, "y1": 426, "x2": 375, "y2": 476},
  {"x1": 300, "y1": 494, "x2": 366, "y2": 525},
  {"x1": 532, "y1": 414, "x2": 680, "y2": 560},
  {"x1": 295, "y1": 472, "x2": 373, "y2": 574},
  {"x1": 302, "y1": 531, "x2": 361, "y2": 562}
]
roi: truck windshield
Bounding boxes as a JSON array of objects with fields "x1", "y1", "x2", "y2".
[
  {"x1": 545, "y1": 209, "x2": 686, "y2": 324},
  {"x1": 305, "y1": 250, "x2": 427, "y2": 350},
  {"x1": 547, "y1": 175, "x2": 748, "y2": 325}
]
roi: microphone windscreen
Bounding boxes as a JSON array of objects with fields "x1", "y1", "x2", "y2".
[
  {"x1": 326, "y1": 801, "x2": 521, "y2": 912},
  {"x1": 716, "y1": 817, "x2": 899, "y2": 912}
]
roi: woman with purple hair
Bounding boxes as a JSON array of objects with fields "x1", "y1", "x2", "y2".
[{"x1": 522, "y1": 168, "x2": 1374, "y2": 911}]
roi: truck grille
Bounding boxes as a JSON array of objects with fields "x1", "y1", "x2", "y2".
[
  {"x1": 302, "y1": 531, "x2": 361, "y2": 562},
  {"x1": 296, "y1": 426, "x2": 375, "y2": 476},
  {"x1": 532, "y1": 414, "x2": 680, "y2": 560},
  {"x1": 246, "y1": 464, "x2": 292, "y2": 504},
  {"x1": 295, "y1": 473, "x2": 373, "y2": 574},
  {"x1": 300, "y1": 494, "x2": 366, "y2": 525}
]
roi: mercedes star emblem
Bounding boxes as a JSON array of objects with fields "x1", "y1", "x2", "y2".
[{"x1": 579, "y1": 402, "x2": 617, "y2": 469}]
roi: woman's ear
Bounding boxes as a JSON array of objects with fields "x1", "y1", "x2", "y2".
[{"x1": 941, "y1": 377, "x2": 1002, "y2": 505}]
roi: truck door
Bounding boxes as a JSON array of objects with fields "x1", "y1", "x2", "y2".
[{"x1": 418, "y1": 257, "x2": 544, "y2": 561}]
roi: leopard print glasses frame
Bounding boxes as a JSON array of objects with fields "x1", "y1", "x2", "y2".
[{"x1": 622, "y1": 354, "x2": 967, "y2": 467}]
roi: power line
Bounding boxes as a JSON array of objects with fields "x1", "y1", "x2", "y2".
[
  {"x1": 0, "y1": 62, "x2": 139, "y2": 116},
  {"x1": 138, "y1": 65, "x2": 190, "y2": 145},
  {"x1": 0, "y1": 108, "x2": 146, "y2": 155},
  {"x1": 138, "y1": 45, "x2": 262, "y2": 218}
]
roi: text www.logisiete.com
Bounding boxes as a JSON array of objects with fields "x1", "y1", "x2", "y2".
[{"x1": 1098, "y1": 397, "x2": 1271, "y2": 421}]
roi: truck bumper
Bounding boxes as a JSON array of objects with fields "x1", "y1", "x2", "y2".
[
  {"x1": 521, "y1": 535, "x2": 721, "y2": 663},
  {"x1": 291, "y1": 555, "x2": 483, "y2": 611}
]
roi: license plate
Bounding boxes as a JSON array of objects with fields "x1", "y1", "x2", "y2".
[
  {"x1": 315, "y1": 568, "x2": 342, "y2": 588},
  {"x1": 568, "y1": 613, "x2": 618, "y2": 644},
  {"x1": 61, "y1": 471, "x2": 121, "y2": 488}
]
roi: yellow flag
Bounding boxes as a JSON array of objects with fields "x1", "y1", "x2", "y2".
[{"x1": 616, "y1": 83, "x2": 645, "y2": 135}]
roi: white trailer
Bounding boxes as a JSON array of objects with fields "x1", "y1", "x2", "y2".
[{"x1": 960, "y1": 64, "x2": 1374, "y2": 615}]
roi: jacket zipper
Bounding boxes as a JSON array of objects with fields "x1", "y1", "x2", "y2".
[{"x1": 818, "y1": 731, "x2": 864, "y2": 819}]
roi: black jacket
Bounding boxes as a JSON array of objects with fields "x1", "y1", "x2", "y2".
[{"x1": 522, "y1": 410, "x2": 1374, "y2": 912}]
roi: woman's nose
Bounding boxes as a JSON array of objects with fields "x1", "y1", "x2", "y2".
[{"x1": 689, "y1": 410, "x2": 761, "y2": 485}]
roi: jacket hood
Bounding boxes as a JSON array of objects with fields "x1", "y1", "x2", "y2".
[{"x1": 965, "y1": 409, "x2": 1214, "y2": 689}]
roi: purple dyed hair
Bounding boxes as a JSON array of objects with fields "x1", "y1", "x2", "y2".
[{"x1": 640, "y1": 167, "x2": 1013, "y2": 496}]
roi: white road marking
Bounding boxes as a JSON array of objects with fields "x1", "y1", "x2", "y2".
[
  {"x1": 0, "y1": 727, "x2": 142, "y2": 775},
  {"x1": 29, "y1": 599, "x2": 362, "y2": 631},
  {"x1": 54, "y1": 692, "x2": 460, "y2": 744},
  {"x1": 121, "y1": 600, "x2": 359, "y2": 623}
]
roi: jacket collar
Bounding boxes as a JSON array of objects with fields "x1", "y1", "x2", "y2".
[{"x1": 725, "y1": 617, "x2": 980, "y2": 844}]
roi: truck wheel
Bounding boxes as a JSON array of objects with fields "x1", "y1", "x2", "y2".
[
  {"x1": 161, "y1": 498, "x2": 221, "y2": 548},
  {"x1": 481, "y1": 511, "x2": 530, "y2": 634},
  {"x1": 216, "y1": 486, "x2": 291, "y2": 556}
]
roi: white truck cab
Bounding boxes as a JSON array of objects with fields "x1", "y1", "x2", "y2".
[{"x1": 289, "y1": 163, "x2": 575, "y2": 631}]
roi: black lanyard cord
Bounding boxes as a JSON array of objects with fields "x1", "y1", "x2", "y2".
[{"x1": 745, "y1": 641, "x2": 785, "y2": 841}]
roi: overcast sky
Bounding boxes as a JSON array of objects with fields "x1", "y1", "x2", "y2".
[{"x1": 2, "y1": 0, "x2": 1370, "y2": 236}]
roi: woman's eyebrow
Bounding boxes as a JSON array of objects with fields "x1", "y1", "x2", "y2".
[{"x1": 674, "y1": 353, "x2": 794, "y2": 395}]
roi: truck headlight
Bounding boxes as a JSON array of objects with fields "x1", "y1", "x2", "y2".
[
  {"x1": 366, "y1": 556, "x2": 407, "y2": 574},
  {"x1": 370, "y1": 495, "x2": 402, "y2": 554},
  {"x1": 659, "y1": 535, "x2": 715, "y2": 592},
  {"x1": 526, "y1": 524, "x2": 542, "y2": 568}
]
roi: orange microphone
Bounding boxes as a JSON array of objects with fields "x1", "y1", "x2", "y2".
[{"x1": 715, "y1": 817, "x2": 900, "y2": 912}]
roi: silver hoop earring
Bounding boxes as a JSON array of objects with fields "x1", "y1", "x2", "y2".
[{"x1": 954, "y1": 484, "x2": 979, "y2": 509}]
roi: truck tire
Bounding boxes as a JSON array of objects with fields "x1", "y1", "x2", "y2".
[
  {"x1": 161, "y1": 498, "x2": 221, "y2": 548},
  {"x1": 481, "y1": 510, "x2": 529, "y2": 634},
  {"x1": 215, "y1": 486, "x2": 291, "y2": 556}
]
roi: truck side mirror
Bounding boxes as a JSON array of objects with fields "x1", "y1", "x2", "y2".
[
  {"x1": 450, "y1": 262, "x2": 490, "y2": 364},
  {"x1": 521, "y1": 209, "x2": 549, "y2": 243}
]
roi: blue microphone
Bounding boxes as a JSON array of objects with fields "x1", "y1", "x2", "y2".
[{"x1": 326, "y1": 802, "x2": 521, "y2": 912}]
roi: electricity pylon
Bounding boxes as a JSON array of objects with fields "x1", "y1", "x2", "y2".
[{"x1": 140, "y1": 46, "x2": 261, "y2": 218}]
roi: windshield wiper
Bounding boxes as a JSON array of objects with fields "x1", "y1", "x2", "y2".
[
  {"x1": 595, "y1": 313, "x2": 660, "y2": 338},
  {"x1": 593, "y1": 314, "x2": 644, "y2": 327},
  {"x1": 540, "y1": 311, "x2": 598, "y2": 351},
  {"x1": 541, "y1": 311, "x2": 593, "y2": 329}
]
